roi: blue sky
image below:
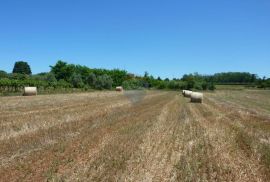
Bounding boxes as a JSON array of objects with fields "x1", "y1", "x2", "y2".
[{"x1": 0, "y1": 0, "x2": 269, "y2": 78}]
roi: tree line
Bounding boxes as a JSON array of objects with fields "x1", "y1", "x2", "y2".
[
  {"x1": 181, "y1": 72, "x2": 270, "y2": 88},
  {"x1": 0, "y1": 61, "x2": 269, "y2": 94}
]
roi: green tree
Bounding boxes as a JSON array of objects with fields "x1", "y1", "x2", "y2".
[
  {"x1": 122, "y1": 79, "x2": 143, "y2": 90},
  {"x1": 50, "y1": 60, "x2": 76, "y2": 81},
  {"x1": 57, "y1": 79, "x2": 71, "y2": 88},
  {"x1": 75, "y1": 65, "x2": 91, "y2": 83},
  {"x1": 12, "y1": 61, "x2": 32, "y2": 75},
  {"x1": 157, "y1": 81, "x2": 166, "y2": 89},
  {"x1": 0, "y1": 70, "x2": 8, "y2": 78},
  {"x1": 109, "y1": 69, "x2": 129, "y2": 87},
  {"x1": 194, "y1": 82, "x2": 203, "y2": 90},
  {"x1": 202, "y1": 82, "x2": 208, "y2": 90},
  {"x1": 10, "y1": 73, "x2": 29, "y2": 80},
  {"x1": 266, "y1": 79, "x2": 270, "y2": 88},
  {"x1": 208, "y1": 82, "x2": 216, "y2": 91},
  {"x1": 144, "y1": 71, "x2": 149, "y2": 78},
  {"x1": 46, "y1": 73, "x2": 57, "y2": 87},
  {"x1": 86, "y1": 73, "x2": 97, "y2": 87},
  {"x1": 95, "y1": 74, "x2": 113, "y2": 90},
  {"x1": 70, "y1": 73, "x2": 84, "y2": 88}
]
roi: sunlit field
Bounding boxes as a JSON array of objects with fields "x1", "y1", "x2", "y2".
[{"x1": 0, "y1": 90, "x2": 270, "y2": 181}]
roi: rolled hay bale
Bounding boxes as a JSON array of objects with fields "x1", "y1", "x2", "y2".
[
  {"x1": 182, "y1": 90, "x2": 189, "y2": 95},
  {"x1": 183, "y1": 90, "x2": 192, "y2": 98},
  {"x1": 23, "y1": 87, "x2": 37, "y2": 96},
  {"x1": 182, "y1": 90, "x2": 185, "y2": 95},
  {"x1": 190, "y1": 92, "x2": 203, "y2": 103},
  {"x1": 115, "y1": 86, "x2": 123, "y2": 92}
]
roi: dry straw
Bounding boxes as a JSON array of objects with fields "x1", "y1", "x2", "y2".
[
  {"x1": 190, "y1": 92, "x2": 203, "y2": 103},
  {"x1": 183, "y1": 90, "x2": 193, "y2": 98},
  {"x1": 23, "y1": 87, "x2": 37, "y2": 96},
  {"x1": 116, "y1": 86, "x2": 124, "y2": 92}
]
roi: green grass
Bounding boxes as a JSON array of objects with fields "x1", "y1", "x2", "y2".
[{"x1": 215, "y1": 84, "x2": 247, "y2": 90}]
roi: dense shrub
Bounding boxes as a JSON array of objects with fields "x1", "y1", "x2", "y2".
[
  {"x1": 95, "y1": 74, "x2": 113, "y2": 90},
  {"x1": 122, "y1": 79, "x2": 144, "y2": 90},
  {"x1": 86, "y1": 73, "x2": 97, "y2": 88},
  {"x1": 71, "y1": 73, "x2": 84, "y2": 88},
  {"x1": 0, "y1": 70, "x2": 8, "y2": 78}
]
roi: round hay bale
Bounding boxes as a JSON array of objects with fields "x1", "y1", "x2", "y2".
[
  {"x1": 183, "y1": 90, "x2": 192, "y2": 98},
  {"x1": 190, "y1": 92, "x2": 203, "y2": 103},
  {"x1": 23, "y1": 87, "x2": 37, "y2": 96},
  {"x1": 116, "y1": 86, "x2": 123, "y2": 92},
  {"x1": 182, "y1": 90, "x2": 186, "y2": 95}
]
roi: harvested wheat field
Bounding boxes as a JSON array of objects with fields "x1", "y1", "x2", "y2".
[{"x1": 0, "y1": 90, "x2": 270, "y2": 182}]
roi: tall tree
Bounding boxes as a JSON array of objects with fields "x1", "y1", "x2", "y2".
[
  {"x1": 12, "y1": 61, "x2": 32, "y2": 75},
  {"x1": 70, "y1": 73, "x2": 84, "y2": 88},
  {"x1": 95, "y1": 74, "x2": 113, "y2": 90},
  {"x1": 50, "y1": 60, "x2": 75, "y2": 81},
  {"x1": 0, "y1": 70, "x2": 8, "y2": 78},
  {"x1": 86, "y1": 73, "x2": 97, "y2": 87}
]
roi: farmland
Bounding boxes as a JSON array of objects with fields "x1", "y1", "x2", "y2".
[{"x1": 0, "y1": 90, "x2": 270, "y2": 181}]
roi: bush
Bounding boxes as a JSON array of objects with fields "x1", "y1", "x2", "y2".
[
  {"x1": 86, "y1": 73, "x2": 97, "y2": 88},
  {"x1": 10, "y1": 73, "x2": 29, "y2": 80},
  {"x1": 208, "y1": 82, "x2": 216, "y2": 90},
  {"x1": 157, "y1": 81, "x2": 167, "y2": 89},
  {"x1": 202, "y1": 82, "x2": 208, "y2": 90},
  {"x1": 45, "y1": 73, "x2": 57, "y2": 87},
  {"x1": 57, "y1": 79, "x2": 71, "y2": 88},
  {"x1": 95, "y1": 74, "x2": 113, "y2": 90},
  {"x1": 122, "y1": 79, "x2": 143, "y2": 90},
  {"x1": 194, "y1": 82, "x2": 203, "y2": 90},
  {"x1": 70, "y1": 73, "x2": 84, "y2": 88},
  {"x1": 0, "y1": 70, "x2": 8, "y2": 79},
  {"x1": 167, "y1": 81, "x2": 177, "y2": 90}
]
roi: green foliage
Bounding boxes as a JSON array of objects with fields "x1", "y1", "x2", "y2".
[
  {"x1": 95, "y1": 74, "x2": 113, "y2": 90},
  {"x1": 202, "y1": 82, "x2": 208, "y2": 90},
  {"x1": 75, "y1": 65, "x2": 91, "y2": 83},
  {"x1": 182, "y1": 74, "x2": 196, "y2": 90},
  {"x1": 212, "y1": 72, "x2": 257, "y2": 84},
  {"x1": 50, "y1": 61, "x2": 129, "y2": 88},
  {"x1": 50, "y1": 60, "x2": 76, "y2": 81},
  {"x1": 0, "y1": 70, "x2": 8, "y2": 78},
  {"x1": 57, "y1": 79, "x2": 71, "y2": 88},
  {"x1": 12, "y1": 61, "x2": 32, "y2": 75},
  {"x1": 194, "y1": 82, "x2": 203, "y2": 90},
  {"x1": 256, "y1": 77, "x2": 270, "y2": 89},
  {"x1": 109, "y1": 69, "x2": 129, "y2": 87},
  {"x1": 70, "y1": 73, "x2": 84, "y2": 88},
  {"x1": 46, "y1": 73, "x2": 58, "y2": 87},
  {"x1": 8, "y1": 61, "x2": 270, "y2": 94},
  {"x1": 122, "y1": 79, "x2": 144, "y2": 90},
  {"x1": 10, "y1": 73, "x2": 29, "y2": 80},
  {"x1": 208, "y1": 82, "x2": 216, "y2": 90},
  {"x1": 86, "y1": 73, "x2": 97, "y2": 88},
  {"x1": 157, "y1": 81, "x2": 167, "y2": 89},
  {"x1": 166, "y1": 80, "x2": 187, "y2": 90}
]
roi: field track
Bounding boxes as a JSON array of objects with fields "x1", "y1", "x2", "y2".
[{"x1": 0, "y1": 90, "x2": 270, "y2": 181}]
